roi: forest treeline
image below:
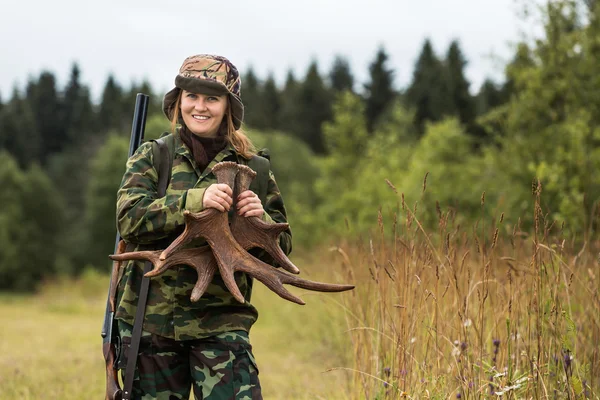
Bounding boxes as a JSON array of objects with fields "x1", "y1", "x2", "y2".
[{"x1": 1, "y1": 0, "x2": 599, "y2": 291}]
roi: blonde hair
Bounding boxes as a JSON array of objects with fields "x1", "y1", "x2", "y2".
[{"x1": 169, "y1": 91, "x2": 255, "y2": 159}]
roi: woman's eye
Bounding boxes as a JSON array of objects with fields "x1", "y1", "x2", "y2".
[
  {"x1": 186, "y1": 93, "x2": 197, "y2": 99},
  {"x1": 207, "y1": 96, "x2": 218, "y2": 101}
]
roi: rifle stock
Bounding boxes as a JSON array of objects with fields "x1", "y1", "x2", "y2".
[{"x1": 102, "y1": 93, "x2": 149, "y2": 400}]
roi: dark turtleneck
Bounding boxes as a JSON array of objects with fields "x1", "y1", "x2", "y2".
[{"x1": 179, "y1": 126, "x2": 228, "y2": 172}]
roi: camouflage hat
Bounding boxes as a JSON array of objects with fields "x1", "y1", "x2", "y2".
[{"x1": 163, "y1": 54, "x2": 244, "y2": 130}]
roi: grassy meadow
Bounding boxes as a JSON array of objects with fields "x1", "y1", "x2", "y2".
[
  {"x1": 0, "y1": 257, "x2": 353, "y2": 399},
  {"x1": 0, "y1": 192, "x2": 599, "y2": 399}
]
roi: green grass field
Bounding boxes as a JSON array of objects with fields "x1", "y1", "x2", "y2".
[
  {"x1": 1, "y1": 224, "x2": 599, "y2": 399},
  {"x1": 0, "y1": 265, "x2": 353, "y2": 399}
]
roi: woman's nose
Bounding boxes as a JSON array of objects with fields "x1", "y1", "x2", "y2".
[{"x1": 194, "y1": 99, "x2": 208, "y2": 111}]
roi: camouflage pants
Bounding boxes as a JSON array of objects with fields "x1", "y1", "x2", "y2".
[{"x1": 117, "y1": 321, "x2": 262, "y2": 400}]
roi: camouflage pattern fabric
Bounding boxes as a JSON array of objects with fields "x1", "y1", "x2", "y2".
[
  {"x1": 178, "y1": 54, "x2": 242, "y2": 98},
  {"x1": 115, "y1": 130, "x2": 292, "y2": 341},
  {"x1": 117, "y1": 321, "x2": 261, "y2": 399}
]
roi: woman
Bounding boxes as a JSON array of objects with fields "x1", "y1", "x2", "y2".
[{"x1": 114, "y1": 54, "x2": 291, "y2": 399}]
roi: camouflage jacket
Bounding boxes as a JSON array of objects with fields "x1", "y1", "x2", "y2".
[{"x1": 115, "y1": 132, "x2": 292, "y2": 341}]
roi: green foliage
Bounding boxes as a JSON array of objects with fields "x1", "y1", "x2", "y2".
[
  {"x1": 314, "y1": 93, "x2": 416, "y2": 237},
  {"x1": 481, "y1": 0, "x2": 600, "y2": 235},
  {"x1": 0, "y1": 152, "x2": 63, "y2": 290},
  {"x1": 84, "y1": 134, "x2": 129, "y2": 270},
  {"x1": 18, "y1": 163, "x2": 65, "y2": 281},
  {"x1": 248, "y1": 129, "x2": 320, "y2": 246},
  {"x1": 0, "y1": 152, "x2": 26, "y2": 289},
  {"x1": 0, "y1": 89, "x2": 40, "y2": 167},
  {"x1": 316, "y1": 91, "x2": 368, "y2": 236},
  {"x1": 144, "y1": 112, "x2": 172, "y2": 141},
  {"x1": 402, "y1": 118, "x2": 484, "y2": 226}
]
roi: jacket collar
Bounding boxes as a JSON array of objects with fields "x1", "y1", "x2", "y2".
[{"x1": 172, "y1": 129, "x2": 237, "y2": 179}]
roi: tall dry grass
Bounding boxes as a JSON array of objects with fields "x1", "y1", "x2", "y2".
[{"x1": 333, "y1": 181, "x2": 599, "y2": 399}]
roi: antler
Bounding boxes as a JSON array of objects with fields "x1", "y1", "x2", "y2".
[
  {"x1": 116, "y1": 161, "x2": 354, "y2": 305},
  {"x1": 158, "y1": 162, "x2": 246, "y2": 303},
  {"x1": 230, "y1": 164, "x2": 300, "y2": 274},
  {"x1": 110, "y1": 246, "x2": 217, "y2": 302}
]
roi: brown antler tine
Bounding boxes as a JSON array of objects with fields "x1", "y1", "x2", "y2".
[
  {"x1": 235, "y1": 164, "x2": 257, "y2": 193},
  {"x1": 159, "y1": 211, "x2": 206, "y2": 260},
  {"x1": 211, "y1": 161, "x2": 239, "y2": 188},
  {"x1": 234, "y1": 254, "x2": 355, "y2": 305},
  {"x1": 280, "y1": 272, "x2": 355, "y2": 293},
  {"x1": 110, "y1": 247, "x2": 218, "y2": 303},
  {"x1": 158, "y1": 247, "x2": 218, "y2": 302},
  {"x1": 110, "y1": 250, "x2": 162, "y2": 264},
  {"x1": 160, "y1": 162, "x2": 246, "y2": 303},
  {"x1": 163, "y1": 246, "x2": 218, "y2": 302},
  {"x1": 232, "y1": 165, "x2": 300, "y2": 274}
]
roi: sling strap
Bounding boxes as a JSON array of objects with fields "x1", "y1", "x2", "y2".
[{"x1": 122, "y1": 138, "x2": 172, "y2": 400}]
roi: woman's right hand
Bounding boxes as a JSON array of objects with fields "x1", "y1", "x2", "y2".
[{"x1": 202, "y1": 183, "x2": 233, "y2": 212}]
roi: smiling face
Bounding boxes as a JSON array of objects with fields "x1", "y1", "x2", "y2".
[{"x1": 180, "y1": 90, "x2": 228, "y2": 137}]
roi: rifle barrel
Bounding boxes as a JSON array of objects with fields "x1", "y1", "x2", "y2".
[{"x1": 101, "y1": 93, "x2": 149, "y2": 339}]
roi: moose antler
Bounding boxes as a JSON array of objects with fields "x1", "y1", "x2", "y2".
[
  {"x1": 110, "y1": 246, "x2": 217, "y2": 302},
  {"x1": 230, "y1": 164, "x2": 300, "y2": 274},
  {"x1": 115, "y1": 161, "x2": 354, "y2": 305}
]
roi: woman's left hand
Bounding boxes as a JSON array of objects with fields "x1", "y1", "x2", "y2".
[{"x1": 236, "y1": 190, "x2": 264, "y2": 218}]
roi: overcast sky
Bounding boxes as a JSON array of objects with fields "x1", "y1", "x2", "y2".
[{"x1": 1, "y1": 0, "x2": 525, "y2": 102}]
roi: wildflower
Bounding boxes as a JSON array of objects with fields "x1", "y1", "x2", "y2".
[
  {"x1": 461, "y1": 342, "x2": 468, "y2": 351},
  {"x1": 456, "y1": 393, "x2": 462, "y2": 399},
  {"x1": 452, "y1": 346, "x2": 461, "y2": 357},
  {"x1": 384, "y1": 367, "x2": 391, "y2": 377},
  {"x1": 463, "y1": 319, "x2": 472, "y2": 327}
]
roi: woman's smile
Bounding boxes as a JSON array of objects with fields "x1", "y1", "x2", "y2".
[{"x1": 180, "y1": 90, "x2": 228, "y2": 137}]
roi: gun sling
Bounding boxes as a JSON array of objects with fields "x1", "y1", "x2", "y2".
[{"x1": 122, "y1": 137, "x2": 172, "y2": 400}]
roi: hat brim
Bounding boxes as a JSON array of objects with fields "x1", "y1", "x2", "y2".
[{"x1": 162, "y1": 76, "x2": 244, "y2": 130}]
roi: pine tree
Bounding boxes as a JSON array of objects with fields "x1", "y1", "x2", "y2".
[
  {"x1": 27, "y1": 71, "x2": 66, "y2": 160},
  {"x1": 63, "y1": 63, "x2": 96, "y2": 142},
  {"x1": 445, "y1": 40, "x2": 476, "y2": 127},
  {"x1": 475, "y1": 79, "x2": 506, "y2": 115},
  {"x1": 85, "y1": 134, "x2": 129, "y2": 270},
  {"x1": 241, "y1": 67, "x2": 265, "y2": 129},
  {"x1": 262, "y1": 73, "x2": 281, "y2": 130},
  {"x1": 406, "y1": 39, "x2": 452, "y2": 134},
  {"x1": 98, "y1": 75, "x2": 126, "y2": 133},
  {"x1": 279, "y1": 70, "x2": 300, "y2": 131},
  {"x1": 329, "y1": 55, "x2": 354, "y2": 93},
  {"x1": 0, "y1": 88, "x2": 41, "y2": 166},
  {"x1": 364, "y1": 47, "x2": 396, "y2": 132},
  {"x1": 293, "y1": 61, "x2": 332, "y2": 154}
]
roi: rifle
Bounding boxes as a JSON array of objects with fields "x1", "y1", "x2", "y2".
[{"x1": 101, "y1": 93, "x2": 149, "y2": 400}]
